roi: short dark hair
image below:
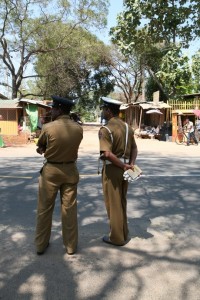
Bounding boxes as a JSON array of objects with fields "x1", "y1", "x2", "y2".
[
  {"x1": 107, "y1": 104, "x2": 120, "y2": 115},
  {"x1": 59, "y1": 104, "x2": 72, "y2": 115}
]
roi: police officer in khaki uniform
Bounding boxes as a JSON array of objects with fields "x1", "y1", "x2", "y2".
[
  {"x1": 35, "y1": 96, "x2": 83, "y2": 255},
  {"x1": 99, "y1": 97, "x2": 138, "y2": 246}
]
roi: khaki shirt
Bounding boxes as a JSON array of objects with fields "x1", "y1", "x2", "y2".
[
  {"x1": 99, "y1": 117, "x2": 136, "y2": 159},
  {"x1": 38, "y1": 115, "x2": 83, "y2": 162}
]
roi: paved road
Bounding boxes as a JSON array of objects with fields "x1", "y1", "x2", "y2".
[{"x1": 0, "y1": 133, "x2": 200, "y2": 300}]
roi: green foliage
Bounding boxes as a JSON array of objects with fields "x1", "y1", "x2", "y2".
[
  {"x1": 155, "y1": 47, "x2": 192, "y2": 98},
  {"x1": 145, "y1": 77, "x2": 168, "y2": 102},
  {"x1": 112, "y1": 0, "x2": 200, "y2": 53},
  {"x1": 35, "y1": 24, "x2": 114, "y2": 111},
  {"x1": 0, "y1": 0, "x2": 109, "y2": 98},
  {"x1": 192, "y1": 51, "x2": 200, "y2": 91},
  {"x1": 110, "y1": 0, "x2": 200, "y2": 100},
  {"x1": 75, "y1": 105, "x2": 96, "y2": 122}
]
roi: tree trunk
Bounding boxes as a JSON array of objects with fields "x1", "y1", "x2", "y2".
[
  {"x1": 12, "y1": 76, "x2": 18, "y2": 99},
  {"x1": 147, "y1": 67, "x2": 169, "y2": 100}
]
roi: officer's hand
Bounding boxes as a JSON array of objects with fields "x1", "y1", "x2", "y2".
[
  {"x1": 36, "y1": 147, "x2": 45, "y2": 155},
  {"x1": 123, "y1": 164, "x2": 134, "y2": 171}
]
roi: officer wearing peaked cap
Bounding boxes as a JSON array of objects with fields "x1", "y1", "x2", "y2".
[
  {"x1": 35, "y1": 95, "x2": 83, "y2": 255},
  {"x1": 51, "y1": 95, "x2": 77, "y2": 107},
  {"x1": 98, "y1": 96, "x2": 138, "y2": 246},
  {"x1": 100, "y1": 96, "x2": 123, "y2": 107}
]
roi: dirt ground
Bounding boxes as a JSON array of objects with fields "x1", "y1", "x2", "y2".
[
  {"x1": 1, "y1": 124, "x2": 200, "y2": 300},
  {"x1": 0, "y1": 124, "x2": 199, "y2": 158}
]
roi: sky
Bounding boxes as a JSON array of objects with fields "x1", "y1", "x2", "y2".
[{"x1": 95, "y1": 0, "x2": 124, "y2": 44}]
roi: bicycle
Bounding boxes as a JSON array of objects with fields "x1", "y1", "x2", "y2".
[{"x1": 175, "y1": 128, "x2": 199, "y2": 145}]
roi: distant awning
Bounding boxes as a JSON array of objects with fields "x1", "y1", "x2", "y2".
[
  {"x1": 172, "y1": 109, "x2": 195, "y2": 114},
  {"x1": 193, "y1": 109, "x2": 200, "y2": 117},
  {"x1": 139, "y1": 102, "x2": 171, "y2": 109},
  {"x1": 0, "y1": 93, "x2": 8, "y2": 100},
  {"x1": 146, "y1": 109, "x2": 163, "y2": 115},
  {"x1": 183, "y1": 93, "x2": 200, "y2": 99},
  {"x1": 18, "y1": 98, "x2": 51, "y2": 108},
  {"x1": 120, "y1": 101, "x2": 171, "y2": 110},
  {"x1": 0, "y1": 99, "x2": 22, "y2": 108},
  {"x1": 120, "y1": 103, "x2": 131, "y2": 110}
]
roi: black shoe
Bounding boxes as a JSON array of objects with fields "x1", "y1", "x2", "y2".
[{"x1": 37, "y1": 243, "x2": 49, "y2": 255}]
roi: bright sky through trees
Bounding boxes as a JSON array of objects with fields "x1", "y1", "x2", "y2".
[
  {"x1": 95, "y1": 0, "x2": 124, "y2": 44},
  {"x1": 99, "y1": 0, "x2": 200, "y2": 57}
]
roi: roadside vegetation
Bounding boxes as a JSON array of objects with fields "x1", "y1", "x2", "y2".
[{"x1": 0, "y1": 0, "x2": 200, "y2": 121}]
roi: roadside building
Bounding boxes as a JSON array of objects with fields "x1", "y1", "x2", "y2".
[
  {"x1": 170, "y1": 93, "x2": 200, "y2": 141},
  {"x1": 0, "y1": 98, "x2": 51, "y2": 146},
  {"x1": 120, "y1": 91, "x2": 171, "y2": 141}
]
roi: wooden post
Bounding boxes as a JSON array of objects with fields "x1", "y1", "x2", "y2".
[
  {"x1": 139, "y1": 108, "x2": 143, "y2": 130},
  {"x1": 172, "y1": 113, "x2": 178, "y2": 142}
]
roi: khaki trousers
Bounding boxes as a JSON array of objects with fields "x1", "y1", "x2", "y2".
[
  {"x1": 102, "y1": 164, "x2": 129, "y2": 245},
  {"x1": 35, "y1": 163, "x2": 79, "y2": 253}
]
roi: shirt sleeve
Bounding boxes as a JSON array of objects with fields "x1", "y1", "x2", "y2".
[
  {"x1": 98, "y1": 127, "x2": 112, "y2": 152},
  {"x1": 130, "y1": 127, "x2": 137, "y2": 149},
  {"x1": 37, "y1": 126, "x2": 48, "y2": 148}
]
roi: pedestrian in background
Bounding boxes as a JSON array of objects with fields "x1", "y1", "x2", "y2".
[
  {"x1": 184, "y1": 118, "x2": 198, "y2": 146},
  {"x1": 35, "y1": 96, "x2": 83, "y2": 255},
  {"x1": 98, "y1": 97, "x2": 138, "y2": 246}
]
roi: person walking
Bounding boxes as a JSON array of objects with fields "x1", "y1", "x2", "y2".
[
  {"x1": 35, "y1": 96, "x2": 83, "y2": 255},
  {"x1": 98, "y1": 97, "x2": 138, "y2": 246},
  {"x1": 184, "y1": 118, "x2": 198, "y2": 146}
]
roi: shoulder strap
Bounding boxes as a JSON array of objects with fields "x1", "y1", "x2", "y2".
[
  {"x1": 102, "y1": 126, "x2": 113, "y2": 143},
  {"x1": 103, "y1": 123, "x2": 128, "y2": 157},
  {"x1": 122, "y1": 123, "x2": 128, "y2": 158}
]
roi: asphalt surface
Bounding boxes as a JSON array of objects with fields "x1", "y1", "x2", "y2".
[{"x1": 0, "y1": 126, "x2": 200, "y2": 300}]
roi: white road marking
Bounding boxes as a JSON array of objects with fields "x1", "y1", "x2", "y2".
[{"x1": 0, "y1": 175, "x2": 33, "y2": 179}]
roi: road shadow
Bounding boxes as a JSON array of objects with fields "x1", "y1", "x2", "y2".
[{"x1": 0, "y1": 156, "x2": 200, "y2": 299}]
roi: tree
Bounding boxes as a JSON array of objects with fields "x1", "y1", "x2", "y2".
[
  {"x1": 103, "y1": 46, "x2": 144, "y2": 103},
  {"x1": 110, "y1": 0, "x2": 200, "y2": 100},
  {"x1": 34, "y1": 24, "x2": 114, "y2": 110},
  {"x1": 191, "y1": 51, "x2": 200, "y2": 92},
  {"x1": 0, "y1": 0, "x2": 109, "y2": 99},
  {"x1": 145, "y1": 46, "x2": 192, "y2": 99},
  {"x1": 156, "y1": 47, "x2": 192, "y2": 98},
  {"x1": 111, "y1": 0, "x2": 200, "y2": 53}
]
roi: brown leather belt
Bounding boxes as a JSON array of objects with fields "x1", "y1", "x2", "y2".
[
  {"x1": 46, "y1": 161, "x2": 75, "y2": 164},
  {"x1": 105, "y1": 158, "x2": 127, "y2": 165}
]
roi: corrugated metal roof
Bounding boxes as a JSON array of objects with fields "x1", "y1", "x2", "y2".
[
  {"x1": 0, "y1": 93, "x2": 8, "y2": 100},
  {"x1": 18, "y1": 98, "x2": 51, "y2": 108},
  {"x1": 0, "y1": 99, "x2": 22, "y2": 108},
  {"x1": 120, "y1": 101, "x2": 171, "y2": 110},
  {"x1": 139, "y1": 102, "x2": 171, "y2": 109},
  {"x1": 183, "y1": 93, "x2": 200, "y2": 98}
]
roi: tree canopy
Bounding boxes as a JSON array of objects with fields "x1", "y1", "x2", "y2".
[
  {"x1": 110, "y1": 0, "x2": 200, "y2": 101},
  {"x1": 0, "y1": 0, "x2": 109, "y2": 98},
  {"x1": 111, "y1": 0, "x2": 200, "y2": 53},
  {"x1": 35, "y1": 24, "x2": 114, "y2": 108},
  {"x1": 191, "y1": 50, "x2": 200, "y2": 92}
]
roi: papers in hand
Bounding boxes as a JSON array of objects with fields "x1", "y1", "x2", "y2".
[{"x1": 123, "y1": 165, "x2": 142, "y2": 182}]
